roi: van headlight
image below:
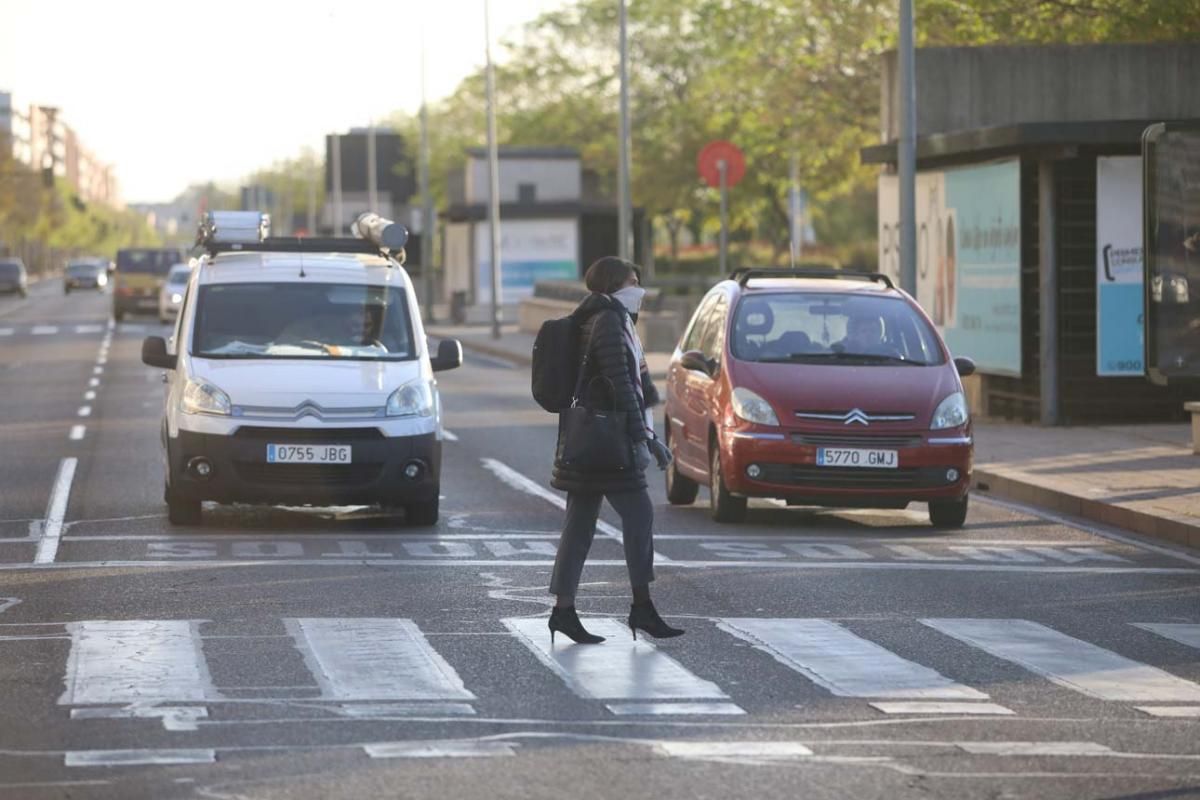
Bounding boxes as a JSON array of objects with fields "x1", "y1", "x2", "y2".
[
  {"x1": 181, "y1": 379, "x2": 231, "y2": 416},
  {"x1": 931, "y1": 391, "x2": 968, "y2": 430},
  {"x1": 386, "y1": 380, "x2": 435, "y2": 418},
  {"x1": 731, "y1": 387, "x2": 780, "y2": 426}
]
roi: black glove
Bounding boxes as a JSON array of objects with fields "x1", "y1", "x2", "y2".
[{"x1": 647, "y1": 436, "x2": 673, "y2": 470}]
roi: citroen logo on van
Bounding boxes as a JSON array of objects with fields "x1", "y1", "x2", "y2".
[{"x1": 844, "y1": 408, "x2": 870, "y2": 426}]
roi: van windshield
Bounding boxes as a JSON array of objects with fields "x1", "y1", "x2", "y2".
[
  {"x1": 731, "y1": 292, "x2": 946, "y2": 366},
  {"x1": 0, "y1": 261, "x2": 23, "y2": 278},
  {"x1": 192, "y1": 282, "x2": 415, "y2": 361}
]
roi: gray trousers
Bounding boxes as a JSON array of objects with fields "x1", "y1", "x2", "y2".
[{"x1": 549, "y1": 489, "x2": 655, "y2": 598}]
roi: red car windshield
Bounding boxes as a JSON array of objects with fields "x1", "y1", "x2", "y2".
[{"x1": 731, "y1": 292, "x2": 946, "y2": 366}]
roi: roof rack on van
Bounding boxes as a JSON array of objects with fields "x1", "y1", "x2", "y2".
[
  {"x1": 729, "y1": 268, "x2": 895, "y2": 290},
  {"x1": 197, "y1": 211, "x2": 408, "y2": 264}
]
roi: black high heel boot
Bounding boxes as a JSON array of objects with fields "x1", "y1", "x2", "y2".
[
  {"x1": 628, "y1": 600, "x2": 685, "y2": 640},
  {"x1": 548, "y1": 606, "x2": 606, "y2": 645}
]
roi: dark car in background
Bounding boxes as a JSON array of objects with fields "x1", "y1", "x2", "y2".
[
  {"x1": 0, "y1": 259, "x2": 28, "y2": 297},
  {"x1": 64, "y1": 259, "x2": 109, "y2": 293}
]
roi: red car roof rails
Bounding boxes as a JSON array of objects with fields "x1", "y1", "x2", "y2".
[{"x1": 729, "y1": 267, "x2": 895, "y2": 290}]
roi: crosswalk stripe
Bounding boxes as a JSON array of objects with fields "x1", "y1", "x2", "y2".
[
  {"x1": 923, "y1": 618, "x2": 1200, "y2": 702},
  {"x1": 718, "y1": 618, "x2": 988, "y2": 700},
  {"x1": 1134, "y1": 623, "x2": 1200, "y2": 650},
  {"x1": 287, "y1": 618, "x2": 475, "y2": 702},
  {"x1": 60, "y1": 620, "x2": 217, "y2": 704},
  {"x1": 504, "y1": 617, "x2": 743, "y2": 715}
]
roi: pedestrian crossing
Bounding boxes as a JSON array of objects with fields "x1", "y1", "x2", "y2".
[
  {"x1": 35, "y1": 616, "x2": 1200, "y2": 725},
  {"x1": 0, "y1": 322, "x2": 157, "y2": 338}
]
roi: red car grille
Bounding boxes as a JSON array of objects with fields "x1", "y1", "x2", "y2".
[{"x1": 791, "y1": 433, "x2": 923, "y2": 448}]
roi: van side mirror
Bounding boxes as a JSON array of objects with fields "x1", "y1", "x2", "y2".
[
  {"x1": 954, "y1": 356, "x2": 976, "y2": 377},
  {"x1": 680, "y1": 349, "x2": 716, "y2": 376},
  {"x1": 432, "y1": 338, "x2": 463, "y2": 372},
  {"x1": 142, "y1": 336, "x2": 177, "y2": 370}
]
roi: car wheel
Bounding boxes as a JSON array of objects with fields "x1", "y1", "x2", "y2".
[
  {"x1": 166, "y1": 488, "x2": 202, "y2": 526},
  {"x1": 709, "y1": 445, "x2": 747, "y2": 523},
  {"x1": 405, "y1": 497, "x2": 439, "y2": 527},
  {"x1": 664, "y1": 429, "x2": 699, "y2": 505},
  {"x1": 929, "y1": 495, "x2": 969, "y2": 529}
]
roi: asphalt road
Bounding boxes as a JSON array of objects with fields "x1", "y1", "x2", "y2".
[{"x1": 1, "y1": 279, "x2": 1199, "y2": 799}]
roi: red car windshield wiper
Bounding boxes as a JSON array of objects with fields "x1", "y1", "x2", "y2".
[{"x1": 758, "y1": 352, "x2": 928, "y2": 366}]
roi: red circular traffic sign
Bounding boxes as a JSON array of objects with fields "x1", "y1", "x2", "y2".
[{"x1": 697, "y1": 140, "x2": 746, "y2": 188}]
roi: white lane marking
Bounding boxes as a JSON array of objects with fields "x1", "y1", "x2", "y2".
[
  {"x1": 922, "y1": 618, "x2": 1200, "y2": 702},
  {"x1": 504, "y1": 617, "x2": 741, "y2": 715},
  {"x1": 718, "y1": 618, "x2": 987, "y2": 700},
  {"x1": 83, "y1": 390, "x2": 96, "y2": 401},
  {"x1": 869, "y1": 702, "x2": 1014, "y2": 715},
  {"x1": 0, "y1": 328, "x2": 12, "y2": 336},
  {"x1": 95, "y1": 357, "x2": 106, "y2": 366},
  {"x1": 74, "y1": 324, "x2": 104, "y2": 334},
  {"x1": 0, "y1": 597, "x2": 20, "y2": 614},
  {"x1": 442, "y1": 429, "x2": 459, "y2": 442},
  {"x1": 482, "y1": 458, "x2": 670, "y2": 560},
  {"x1": 65, "y1": 749, "x2": 215, "y2": 767},
  {"x1": 364, "y1": 740, "x2": 516, "y2": 759},
  {"x1": 120, "y1": 323, "x2": 146, "y2": 332},
  {"x1": 76, "y1": 406, "x2": 91, "y2": 417},
  {"x1": 287, "y1": 618, "x2": 475, "y2": 702},
  {"x1": 655, "y1": 741, "x2": 813, "y2": 760},
  {"x1": 92, "y1": 366, "x2": 102, "y2": 375},
  {"x1": 68, "y1": 425, "x2": 85, "y2": 441},
  {"x1": 340, "y1": 702, "x2": 476, "y2": 718},
  {"x1": 1136, "y1": 706, "x2": 1200, "y2": 718},
  {"x1": 31, "y1": 325, "x2": 58, "y2": 335},
  {"x1": 957, "y1": 741, "x2": 1114, "y2": 757},
  {"x1": 1134, "y1": 623, "x2": 1200, "y2": 650},
  {"x1": 87, "y1": 377, "x2": 99, "y2": 388},
  {"x1": 975, "y1": 494, "x2": 1200, "y2": 567},
  {"x1": 70, "y1": 706, "x2": 208, "y2": 731},
  {"x1": 608, "y1": 702, "x2": 746, "y2": 716},
  {"x1": 5, "y1": 560, "x2": 1199, "y2": 574},
  {"x1": 34, "y1": 458, "x2": 77, "y2": 565},
  {"x1": 60, "y1": 620, "x2": 218, "y2": 704}
]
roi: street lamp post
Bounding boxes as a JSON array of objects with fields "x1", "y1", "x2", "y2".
[
  {"x1": 617, "y1": 0, "x2": 632, "y2": 262},
  {"x1": 898, "y1": 0, "x2": 917, "y2": 295},
  {"x1": 484, "y1": 0, "x2": 503, "y2": 340},
  {"x1": 420, "y1": 26, "x2": 436, "y2": 323}
]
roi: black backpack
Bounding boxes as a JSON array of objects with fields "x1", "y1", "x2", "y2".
[{"x1": 531, "y1": 315, "x2": 582, "y2": 412}]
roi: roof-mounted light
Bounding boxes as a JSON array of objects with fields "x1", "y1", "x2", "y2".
[
  {"x1": 351, "y1": 212, "x2": 408, "y2": 258},
  {"x1": 197, "y1": 211, "x2": 270, "y2": 247}
]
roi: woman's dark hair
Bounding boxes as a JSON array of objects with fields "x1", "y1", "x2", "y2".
[{"x1": 584, "y1": 257, "x2": 636, "y2": 294}]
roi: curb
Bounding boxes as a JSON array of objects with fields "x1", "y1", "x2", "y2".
[{"x1": 973, "y1": 467, "x2": 1200, "y2": 551}]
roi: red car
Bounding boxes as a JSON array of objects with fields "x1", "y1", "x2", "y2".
[{"x1": 663, "y1": 269, "x2": 975, "y2": 527}]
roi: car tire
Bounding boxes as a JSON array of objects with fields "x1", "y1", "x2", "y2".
[
  {"x1": 665, "y1": 430, "x2": 699, "y2": 506},
  {"x1": 929, "y1": 495, "x2": 969, "y2": 529},
  {"x1": 709, "y1": 445, "x2": 747, "y2": 523},
  {"x1": 405, "y1": 497, "x2": 439, "y2": 527},
  {"x1": 166, "y1": 488, "x2": 202, "y2": 526}
]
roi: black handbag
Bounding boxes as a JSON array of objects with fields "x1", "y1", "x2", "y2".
[{"x1": 555, "y1": 348, "x2": 633, "y2": 472}]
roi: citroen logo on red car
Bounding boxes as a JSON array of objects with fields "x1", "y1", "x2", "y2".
[{"x1": 844, "y1": 409, "x2": 870, "y2": 426}]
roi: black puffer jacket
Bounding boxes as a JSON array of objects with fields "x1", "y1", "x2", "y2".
[{"x1": 551, "y1": 293, "x2": 649, "y2": 494}]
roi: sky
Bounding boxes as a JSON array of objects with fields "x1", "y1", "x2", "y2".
[{"x1": 0, "y1": 0, "x2": 570, "y2": 204}]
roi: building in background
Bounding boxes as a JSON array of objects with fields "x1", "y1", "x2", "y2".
[
  {"x1": 863, "y1": 43, "x2": 1200, "y2": 425},
  {"x1": 0, "y1": 90, "x2": 119, "y2": 208},
  {"x1": 441, "y1": 147, "x2": 643, "y2": 308}
]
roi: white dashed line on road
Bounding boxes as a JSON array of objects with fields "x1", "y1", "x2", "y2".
[
  {"x1": 31, "y1": 325, "x2": 58, "y2": 335},
  {"x1": 83, "y1": 391, "x2": 96, "y2": 401},
  {"x1": 69, "y1": 425, "x2": 85, "y2": 441},
  {"x1": 92, "y1": 367, "x2": 103, "y2": 375},
  {"x1": 74, "y1": 324, "x2": 104, "y2": 334},
  {"x1": 0, "y1": 328, "x2": 12, "y2": 336},
  {"x1": 34, "y1": 458, "x2": 77, "y2": 565},
  {"x1": 77, "y1": 406, "x2": 91, "y2": 417},
  {"x1": 442, "y1": 429, "x2": 460, "y2": 442},
  {"x1": 64, "y1": 749, "x2": 215, "y2": 767},
  {"x1": 88, "y1": 378, "x2": 100, "y2": 388}
]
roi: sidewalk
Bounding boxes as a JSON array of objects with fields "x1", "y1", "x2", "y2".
[{"x1": 432, "y1": 323, "x2": 1200, "y2": 551}]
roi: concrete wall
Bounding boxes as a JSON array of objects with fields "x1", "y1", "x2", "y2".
[
  {"x1": 465, "y1": 156, "x2": 582, "y2": 204},
  {"x1": 882, "y1": 44, "x2": 1200, "y2": 140}
]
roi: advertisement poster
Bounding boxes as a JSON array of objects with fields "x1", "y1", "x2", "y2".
[
  {"x1": 878, "y1": 159, "x2": 1022, "y2": 376},
  {"x1": 475, "y1": 219, "x2": 578, "y2": 304},
  {"x1": 1096, "y1": 156, "x2": 1144, "y2": 376}
]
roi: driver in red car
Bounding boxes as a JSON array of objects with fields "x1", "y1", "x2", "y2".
[{"x1": 835, "y1": 310, "x2": 890, "y2": 355}]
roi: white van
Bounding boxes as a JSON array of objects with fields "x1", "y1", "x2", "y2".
[{"x1": 141, "y1": 212, "x2": 462, "y2": 527}]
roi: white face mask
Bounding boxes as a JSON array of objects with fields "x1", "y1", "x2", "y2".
[{"x1": 612, "y1": 285, "x2": 646, "y2": 315}]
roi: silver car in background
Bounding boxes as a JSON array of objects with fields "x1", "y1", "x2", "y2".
[{"x1": 158, "y1": 262, "x2": 191, "y2": 324}]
